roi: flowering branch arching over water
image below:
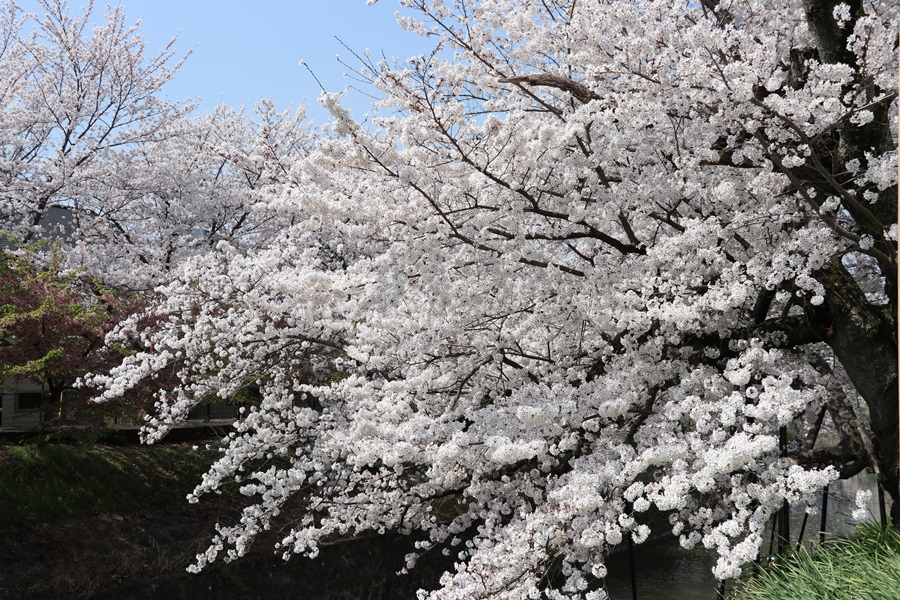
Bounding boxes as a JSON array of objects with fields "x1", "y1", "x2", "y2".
[{"x1": 88, "y1": 0, "x2": 898, "y2": 597}]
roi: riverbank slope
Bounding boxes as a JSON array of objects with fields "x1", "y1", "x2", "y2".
[{"x1": 0, "y1": 440, "x2": 451, "y2": 599}]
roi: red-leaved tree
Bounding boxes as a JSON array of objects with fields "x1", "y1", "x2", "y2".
[{"x1": 0, "y1": 247, "x2": 147, "y2": 424}]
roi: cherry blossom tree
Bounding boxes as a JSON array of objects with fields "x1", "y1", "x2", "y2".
[
  {"x1": 94, "y1": 0, "x2": 898, "y2": 597},
  {"x1": 0, "y1": 0, "x2": 306, "y2": 288},
  {"x1": 0, "y1": 0, "x2": 189, "y2": 255},
  {"x1": 72, "y1": 100, "x2": 314, "y2": 287}
]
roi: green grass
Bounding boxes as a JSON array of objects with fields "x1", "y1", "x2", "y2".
[
  {"x1": 0, "y1": 442, "x2": 215, "y2": 529},
  {"x1": 732, "y1": 525, "x2": 900, "y2": 600}
]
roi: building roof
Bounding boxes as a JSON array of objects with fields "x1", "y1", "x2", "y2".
[{"x1": 0, "y1": 205, "x2": 78, "y2": 251}]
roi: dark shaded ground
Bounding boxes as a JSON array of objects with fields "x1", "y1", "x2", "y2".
[
  {"x1": 1, "y1": 492, "x2": 453, "y2": 600},
  {"x1": 0, "y1": 440, "x2": 453, "y2": 600}
]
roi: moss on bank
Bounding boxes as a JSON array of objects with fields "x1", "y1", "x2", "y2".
[
  {"x1": 0, "y1": 441, "x2": 214, "y2": 529},
  {"x1": 732, "y1": 525, "x2": 900, "y2": 600}
]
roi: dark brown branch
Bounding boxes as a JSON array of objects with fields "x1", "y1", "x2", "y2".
[{"x1": 498, "y1": 74, "x2": 598, "y2": 103}]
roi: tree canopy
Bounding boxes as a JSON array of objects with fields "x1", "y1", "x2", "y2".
[
  {"x1": 12, "y1": 0, "x2": 898, "y2": 597},
  {"x1": 0, "y1": 0, "x2": 306, "y2": 288}
]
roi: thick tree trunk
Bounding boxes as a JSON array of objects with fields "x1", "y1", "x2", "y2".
[
  {"x1": 802, "y1": 0, "x2": 900, "y2": 527},
  {"x1": 818, "y1": 259, "x2": 900, "y2": 526},
  {"x1": 801, "y1": 0, "x2": 861, "y2": 66}
]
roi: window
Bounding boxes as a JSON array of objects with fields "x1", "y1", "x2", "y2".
[{"x1": 17, "y1": 392, "x2": 43, "y2": 410}]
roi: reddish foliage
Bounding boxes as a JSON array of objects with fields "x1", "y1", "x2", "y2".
[{"x1": 0, "y1": 248, "x2": 149, "y2": 423}]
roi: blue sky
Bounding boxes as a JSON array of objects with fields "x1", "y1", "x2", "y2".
[{"x1": 25, "y1": 1, "x2": 435, "y2": 124}]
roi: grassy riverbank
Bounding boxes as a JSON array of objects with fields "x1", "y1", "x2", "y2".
[
  {"x1": 732, "y1": 525, "x2": 900, "y2": 600},
  {"x1": 0, "y1": 440, "x2": 454, "y2": 600},
  {"x1": 0, "y1": 440, "x2": 237, "y2": 599},
  {"x1": 0, "y1": 441, "x2": 214, "y2": 529}
]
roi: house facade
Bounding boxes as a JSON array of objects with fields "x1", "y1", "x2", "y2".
[
  {"x1": 1, "y1": 377, "x2": 242, "y2": 431},
  {"x1": 0, "y1": 379, "x2": 47, "y2": 431}
]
